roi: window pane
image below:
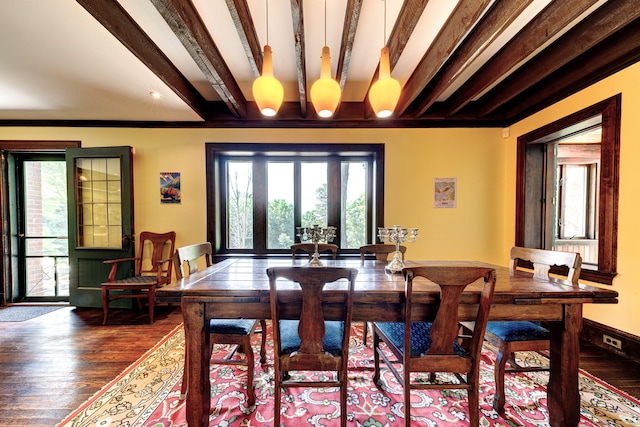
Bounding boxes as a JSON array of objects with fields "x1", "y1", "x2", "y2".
[
  {"x1": 562, "y1": 165, "x2": 588, "y2": 238},
  {"x1": 227, "y1": 161, "x2": 253, "y2": 249},
  {"x1": 267, "y1": 162, "x2": 294, "y2": 249},
  {"x1": 301, "y1": 162, "x2": 327, "y2": 227},
  {"x1": 342, "y1": 161, "x2": 367, "y2": 248}
]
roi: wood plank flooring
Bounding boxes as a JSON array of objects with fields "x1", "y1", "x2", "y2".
[{"x1": 1, "y1": 305, "x2": 639, "y2": 427}]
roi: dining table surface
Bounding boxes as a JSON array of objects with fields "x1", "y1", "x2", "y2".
[{"x1": 156, "y1": 256, "x2": 618, "y2": 427}]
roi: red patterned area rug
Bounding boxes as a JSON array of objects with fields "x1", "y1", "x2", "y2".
[{"x1": 57, "y1": 323, "x2": 640, "y2": 426}]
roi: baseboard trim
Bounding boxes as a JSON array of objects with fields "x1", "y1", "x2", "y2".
[{"x1": 581, "y1": 319, "x2": 640, "y2": 363}]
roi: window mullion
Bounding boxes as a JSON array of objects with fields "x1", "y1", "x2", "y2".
[{"x1": 253, "y1": 157, "x2": 267, "y2": 254}]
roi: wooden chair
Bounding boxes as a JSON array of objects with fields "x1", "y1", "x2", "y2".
[
  {"x1": 174, "y1": 242, "x2": 266, "y2": 404},
  {"x1": 359, "y1": 243, "x2": 407, "y2": 344},
  {"x1": 290, "y1": 243, "x2": 338, "y2": 259},
  {"x1": 101, "y1": 231, "x2": 176, "y2": 325},
  {"x1": 359, "y1": 243, "x2": 406, "y2": 262},
  {"x1": 483, "y1": 246, "x2": 582, "y2": 414},
  {"x1": 266, "y1": 266, "x2": 358, "y2": 427},
  {"x1": 373, "y1": 266, "x2": 496, "y2": 427}
]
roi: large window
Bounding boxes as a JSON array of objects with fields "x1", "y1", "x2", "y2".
[
  {"x1": 516, "y1": 95, "x2": 620, "y2": 284},
  {"x1": 207, "y1": 143, "x2": 384, "y2": 256}
]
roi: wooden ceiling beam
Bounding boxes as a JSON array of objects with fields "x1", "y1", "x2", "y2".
[
  {"x1": 500, "y1": 21, "x2": 640, "y2": 124},
  {"x1": 151, "y1": 0, "x2": 247, "y2": 118},
  {"x1": 363, "y1": 0, "x2": 429, "y2": 119},
  {"x1": 336, "y1": 0, "x2": 363, "y2": 90},
  {"x1": 394, "y1": 0, "x2": 493, "y2": 117},
  {"x1": 290, "y1": 0, "x2": 308, "y2": 117},
  {"x1": 476, "y1": 0, "x2": 640, "y2": 117},
  {"x1": 75, "y1": 0, "x2": 210, "y2": 120},
  {"x1": 226, "y1": 0, "x2": 262, "y2": 78},
  {"x1": 412, "y1": 0, "x2": 534, "y2": 117},
  {"x1": 442, "y1": 0, "x2": 601, "y2": 117}
]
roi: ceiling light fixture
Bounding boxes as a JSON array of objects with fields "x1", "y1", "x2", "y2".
[
  {"x1": 368, "y1": 0, "x2": 401, "y2": 118},
  {"x1": 252, "y1": 0, "x2": 284, "y2": 117},
  {"x1": 310, "y1": 0, "x2": 341, "y2": 118}
]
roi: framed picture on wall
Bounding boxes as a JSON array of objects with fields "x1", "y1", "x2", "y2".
[
  {"x1": 434, "y1": 177, "x2": 456, "y2": 208},
  {"x1": 160, "y1": 172, "x2": 181, "y2": 204}
]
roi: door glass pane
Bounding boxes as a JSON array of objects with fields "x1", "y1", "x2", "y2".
[
  {"x1": 342, "y1": 161, "x2": 367, "y2": 248},
  {"x1": 227, "y1": 161, "x2": 253, "y2": 249},
  {"x1": 24, "y1": 161, "x2": 69, "y2": 298},
  {"x1": 301, "y1": 162, "x2": 327, "y2": 227},
  {"x1": 75, "y1": 157, "x2": 122, "y2": 248},
  {"x1": 267, "y1": 162, "x2": 294, "y2": 249}
]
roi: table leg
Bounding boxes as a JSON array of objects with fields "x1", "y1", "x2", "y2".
[
  {"x1": 184, "y1": 299, "x2": 210, "y2": 427},
  {"x1": 548, "y1": 303, "x2": 582, "y2": 427}
]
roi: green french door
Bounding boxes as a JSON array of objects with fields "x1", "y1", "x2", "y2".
[{"x1": 66, "y1": 146, "x2": 134, "y2": 307}]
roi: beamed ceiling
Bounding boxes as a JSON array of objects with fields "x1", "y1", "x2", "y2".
[{"x1": 1, "y1": 0, "x2": 639, "y2": 128}]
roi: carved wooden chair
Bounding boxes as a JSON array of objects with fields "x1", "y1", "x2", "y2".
[
  {"x1": 359, "y1": 243, "x2": 407, "y2": 344},
  {"x1": 290, "y1": 243, "x2": 338, "y2": 260},
  {"x1": 101, "y1": 231, "x2": 176, "y2": 325},
  {"x1": 359, "y1": 243, "x2": 406, "y2": 262},
  {"x1": 483, "y1": 246, "x2": 582, "y2": 413},
  {"x1": 267, "y1": 266, "x2": 358, "y2": 427},
  {"x1": 373, "y1": 266, "x2": 496, "y2": 427},
  {"x1": 174, "y1": 242, "x2": 266, "y2": 404}
]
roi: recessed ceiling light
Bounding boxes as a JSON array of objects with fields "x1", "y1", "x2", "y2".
[{"x1": 149, "y1": 91, "x2": 162, "y2": 99}]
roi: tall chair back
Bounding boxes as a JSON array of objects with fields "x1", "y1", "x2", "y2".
[
  {"x1": 267, "y1": 266, "x2": 358, "y2": 427},
  {"x1": 373, "y1": 265, "x2": 496, "y2": 427}
]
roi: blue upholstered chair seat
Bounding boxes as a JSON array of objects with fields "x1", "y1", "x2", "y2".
[
  {"x1": 279, "y1": 319, "x2": 344, "y2": 356},
  {"x1": 376, "y1": 321, "x2": 468, "y2": 357},
  {"x1": 209, "y1": 318, "x2": 257, "y2": 335},
  {"x1": 486, "y1": 321, "x2": 549, "y2": 342}
]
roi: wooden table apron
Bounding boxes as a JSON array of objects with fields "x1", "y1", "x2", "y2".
[{"x1": 157, "y1": 258, "x2": 618, "y2": 427}]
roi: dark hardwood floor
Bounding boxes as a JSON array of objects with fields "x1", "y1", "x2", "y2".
[{"x1": 1, "y1": 304, "x2": 640, "y2": 427}]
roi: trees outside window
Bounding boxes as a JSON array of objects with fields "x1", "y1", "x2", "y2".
[{"x1": 207, "y1": 143, "x2": 384, "y2": 256}]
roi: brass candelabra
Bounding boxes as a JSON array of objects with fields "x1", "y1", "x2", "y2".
[
  {"x1": 296, "y1": 224, "x2": 337, "y2": 266},
  {"x1": 377, "y1": 225, "x2": 419, "y2": 273}
]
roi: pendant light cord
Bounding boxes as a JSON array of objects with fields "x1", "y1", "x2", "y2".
[
  {"x1": 265, "y1": 0, "x2": 269, "y2": 45},
  {"x1": 324, "y1": 0, "x2": 327, "y2": 46},
  {"x1": 383, "y1": 0, "x2": 387, "y2": 46}
]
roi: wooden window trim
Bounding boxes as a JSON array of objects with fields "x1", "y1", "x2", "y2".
[{"x1": 515, "y1": 95, "x2": 620, "y2": 285}]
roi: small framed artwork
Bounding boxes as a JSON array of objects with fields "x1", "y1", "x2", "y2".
[
  {"x1": 160, "y1": 172, "x2": 181, "y2": 204},
  {"x1": 434, "y1": 177, "x2": 456, "y2": 208}
]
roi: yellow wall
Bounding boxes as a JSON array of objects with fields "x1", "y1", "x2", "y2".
[
  {"x1": 0, "y1": 127, "x2": 504, "y2": 264},
  {"x1": 2, "y1": 61, "x2": 638, "y2": 335},
  {"x1": 506, "y1": 61, "x2": 640, "y2": 336}
]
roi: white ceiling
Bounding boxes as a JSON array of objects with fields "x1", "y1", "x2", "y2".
[{"x1": 0, "y1": 0, "x2": 634, "y2": 126}]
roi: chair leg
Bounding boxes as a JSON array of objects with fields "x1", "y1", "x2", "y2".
[
  {"x1": 362, "y1": 321, "x2": 368, "y2": 345},
  {"x1": 244, "y1": 335, "x2": 256, "y2": 406},
  {"x1": 373, "y1": 329, "x2": 381, "y2": 385},
  {"x1": 340, "y1": 369, "x2": 348, "y2": 427},
  {"x1": 148, "y1": 285, "x2": 156, "y2": 324},
  {"x1": 259, "y1": 319, "x2": 267, "y2": 364},
  {"x1": 468, "y1": 370, "x2": 480, "y2": 427},
  {"x1": 404, "y1": 373, "x2": 411, "y2": 427},
  {"x1": 274, "y1": 366, "x2": 282, "y2": 427},
  {"x1": 493, "y1": 341, "x2": 509, "y2": 414},
  {"x1": 101, "y1": 286, "x2": 109, "y2": 326}
]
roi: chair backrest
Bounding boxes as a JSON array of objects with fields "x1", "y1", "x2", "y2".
[
  {"x1": 291, "y1": 243, "x2": 339, "y2": 260},
  {"x1": 266, "y1": 266, "x2": 358, "y2": 370},
  {"x1": 359, "y1": 243, "x2": 406, "y2": 262},
  {"x1": 509, "y1": 246, "x2": 582, "y2": 284},
  {"x1": 136, "y1": 231, "x2": 176, "y2": 281},
  {"x1": 173, "y1": 242, "x2": 213, "y2": 279},
  {"x1": 403, "y1": 266, "x2": 496, "y2": 367}
]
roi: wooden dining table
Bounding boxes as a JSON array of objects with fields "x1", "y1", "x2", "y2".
[{"x1": 156, "y1": 257, "x2": 618, "y2": 427}]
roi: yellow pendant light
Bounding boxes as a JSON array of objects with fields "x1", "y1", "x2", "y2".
[
  {"x1": 369, "y1": 0, "x2": 401, "y2": 118},
  {"x1": 310, "y1": 0, "x2": 341, "y2": 118},
  {"x1": 252, "y1": 0, "x2": 284, "y2": 117}
]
